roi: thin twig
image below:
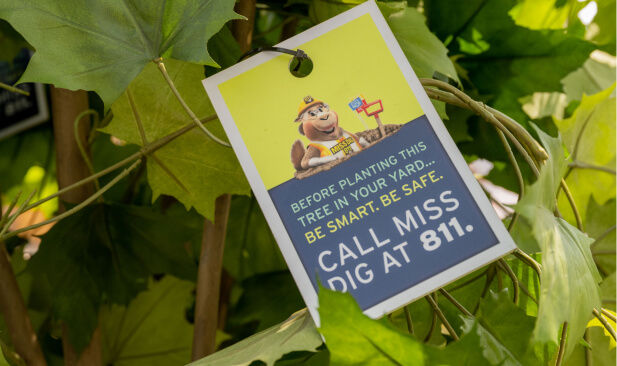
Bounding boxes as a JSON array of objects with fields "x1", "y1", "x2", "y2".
[
  {"x1": 1, "y1": 160, "x2": 141, "y2": 240},
  {"x1": 560, "y1": 179, "x2": 583, "y2": 230},
  {"x1": 474, "y1": 265, "x2": 497, "y2": 314},
  {"x1": 593, "y1": 308, "x2": 617, "y2": 340},
  {"x1": 423, "y1": 299, "x2": 438, "y2": 342},
  {"x1": 497, "y1": 259, "x2": 519, "y2": 304},
  {"x1": 448, "y1": 269, "x2": 489, "y2": 291},
  {"x1": 2, "y1": 117, "x2": 214, "y2": 225},
  {"x1": 518, "y1": 280, "x2": 538, "y2": 304},
  {"x1": 495, "y1": 129, "x2": 524, "y2": 198},
  {"x1": 425, "y1": 293, "x2": 459, "y2": 341},
  {"x1": 73, "y1": 109, "x2": 101, "y2": 191},
  {"x1": 569, "y1": 161, "x2": 616, "y2": 175},
  {"x1": 513, "y1": 250, "x2": 542, "y2": 279},
  {"x1": 154, "y1": 58, "x2": 230, "y2": 147},
  {"x1": 601, "y1": 308, "x2": 616, "y2": 322},
  {"x1": 403, "y1": 306, "x2": 414, "y2": 334},
  {"x1": 584, "y1": 330, "x2": 592, "y2": 366},
  {"x1": 422, "y1": 80, "x2": 547, "y2": 165},
  {"x1": 0, "y1": 190, "x2": 22, "y2": 229},
  {"x1": 0, "y1": 190, "x2": 37, "y2": 238},
  {"x1": 555, "y1": 322, "x2": 568, "y2": 366},
  {"x1": 438, "y1": 288, "x2": 472, "y2": 316}
]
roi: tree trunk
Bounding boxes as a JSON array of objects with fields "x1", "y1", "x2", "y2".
[
  {"x1": 232, "y1": 0, "x2": 257, "y2": 53},
  {"x1": 50, "y1": 87, "x2": 101, "y2": 366},
  {"x1": 0, "y1": 241, "x2": 47, "y2": 366},
  {"x1": 190, "y1": 0, "x2": 257, "y2": 360},
  {"x1": 191, "y1": 194, "x2": 232, "y2": 359}
]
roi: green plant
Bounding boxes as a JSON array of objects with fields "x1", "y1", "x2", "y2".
[{"x1": 0, "y1": 0, "x2": 614, "y2": 365}]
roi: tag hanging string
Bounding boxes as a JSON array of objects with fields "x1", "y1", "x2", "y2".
[{"x1": 238, "y1": 47, "x2": 314, "y2": 78}]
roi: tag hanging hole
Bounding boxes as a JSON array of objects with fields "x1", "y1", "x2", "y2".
[{"x1": 289, "y1": 56, "x2": 313, "y2": 78}]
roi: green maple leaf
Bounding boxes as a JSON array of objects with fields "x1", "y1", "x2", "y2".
[
  {"x1": 101, "y1": 276, "x2": 201, "y2": 366},
  {"x1": 189, "y1": 309, "x2": 322, "y2": 366},
  {"x1": 555, "y1": 84, "x2": 616, "y2": 224},
  {"x1": 589, "y1": 0, "x2": 616, "y2": 53},
  {"x1": 515, "y1": 127, "x2": 601, "y2": 358},
  {"x1": 508, "y1": 0, "x2": 585, "y2": 30},
  {"x1": 224, "y1": 196, "x2": 287, "y2": 281},
  {"x1": 0, "y1": 20, "x2": 30, "y2": 63},
  {"x1": 0, "y1": 0, "x2": 240, "y2": 108},
  {"x1": 426, "y1": 0, "x2": 596, "y2": 124},
  {"x1": 307, "y1": 0, "x2": 459, "y2": 119},
  {"x1": 227, "y1": 272, "x2": 305, "y2": 333},
  {"x1": 561, "y1": 55, "x2": 616, "y2": 103},
  {"x1": 584, "y1": 197, "x2": 616, "y2": 276},
  {"x1": 430, "y1": 291, "x2": 543, "y2": 365},
  {"x1": 102, "y1": 59, "x2": 250, "y2": 219},
  {"x1": 29, "y1": 203, "x2": 200, "y2": 352},
  {"x1": 318, "y1": 287, "x2": 425, "y2": 365}
]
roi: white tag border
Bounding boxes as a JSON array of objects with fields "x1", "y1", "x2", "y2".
[{"x1": 203, "y1": 0, "x2": 516, "y2": 325}]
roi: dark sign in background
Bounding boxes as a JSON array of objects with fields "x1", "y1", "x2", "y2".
[
  {"x1": 269, "y1": 115, "x2": 498, "y2": 310},
  {"x1": 0, "y1": 48, "x2": 48, "y2": 139}
]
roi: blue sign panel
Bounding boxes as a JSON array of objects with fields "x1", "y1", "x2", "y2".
[
  {"x1": 348, "y1": 97, "x2": 363, "y2": 111},
  {"x1": 269, "y1": 115, "x2": 498, "y2": 310}
]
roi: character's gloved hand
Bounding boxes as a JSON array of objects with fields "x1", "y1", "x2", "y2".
[
  {"x1": 359, "y1": 137, "x2": 370, "y2": 147},
  {"x1": 307, "y1": 155, "x2": 337, "y2": 167}
]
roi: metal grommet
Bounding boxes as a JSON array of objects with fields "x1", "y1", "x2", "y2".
[{"x1": 289, "y1": 54, "x2": 313, "y2": 78}]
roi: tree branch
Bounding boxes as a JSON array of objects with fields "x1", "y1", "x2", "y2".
[
  {"x1": 233, "y1": 0, "x2": 257, "y2": 53},
  {"x1": 0, "y1": 239, "x2": 47, "y2": 366},
  {"x1": 192, "y1": 194, "x2": 232, "y2": 359},
  {"x1": 50, "y1": 87, "x2": 101, "y2": 366}
]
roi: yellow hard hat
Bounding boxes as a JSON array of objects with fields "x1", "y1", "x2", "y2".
[{"x1": 295, "y1": 95, "x2": 323, "y2": 121}]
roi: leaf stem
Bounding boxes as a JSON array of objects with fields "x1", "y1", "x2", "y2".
[
  {"x1": 497, "y1": 259, "x2": 519, "y2": 304},
  {"x1": 497, "y1": 129, "x2": 524, "y2": 195},
  {"x1": 569, "y1": 161, "x2": 616, "y2": 175},
  {"x1": 422, "y1": 80, "x2": 541, "y2": 177},
  {"x1": 0, "y1": 190, "x2": 22, "y2": 229},
  {"x1": 1, "y1": 160, "x2": 141, "y2": 241},
  {"x1": 0, "y1": 81, "x2": 29, "y2": 96},
  {"x1": 403, "y1": 306, "x2": 414, "y2": 334},
  {"x1": 560, "y1": 179, "x2": 583, "y2": 230},
  {"x1": 438, "y1": 288, "x2": 472, "y2": 316},
  {"x1": 513, "y1": 250, "x2": 542, "y2": 279},
  {"x1": 425, "y1": 293, "x2": 459, "y2": 341},
  {"x1": 423, "y1": 297, "x2": 438, "y2": 342},
  {"x1": 448, "y1": 269, "x2": 489, "y2": 291},
  {"x1": 2, "y1": 117, "x2": 211, "y2": 226},
  {"x1": 593, "y1": 308, "x2": 616, "y2": 340},
  {"x1": 422, "y1": 81, "x2": 547, "y2": 162},
  {"x1": 154, "y1": 58, "x2": 230, "y2": 147},
  {"x1": 0, "y1": 190, "x2": 37, "y2": 239},
  {"x1": 601, "y1": 308, "x2": 616, "y2": 322},
  {"x1": 584, "y1": 330, "x2": 592, "y2": 366},
  {"x1": 555, "y1": 322, "x2": 568, "y2": 366},
  {"x1": 73, "y1": 109, "x2": 101, "y2": 191}
]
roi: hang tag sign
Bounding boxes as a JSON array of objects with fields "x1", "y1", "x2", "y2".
[{"x1": 203, "y1": 1, "x2": 516, "y2": 323}]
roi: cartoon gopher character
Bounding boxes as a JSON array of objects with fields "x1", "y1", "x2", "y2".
[{"x1": 291, "y1": 96, "x2": 369, "y2": 171}]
